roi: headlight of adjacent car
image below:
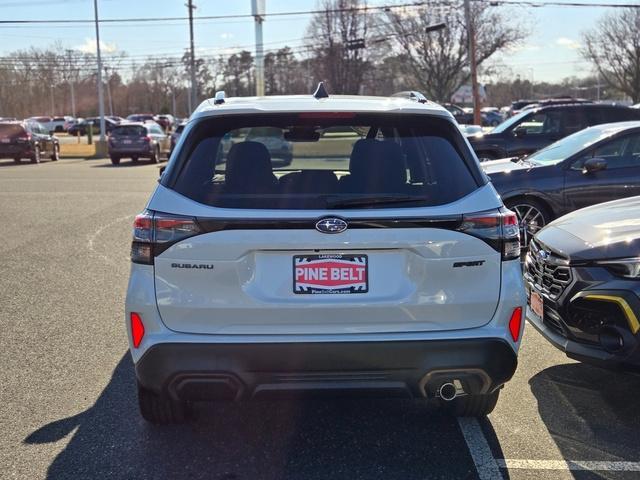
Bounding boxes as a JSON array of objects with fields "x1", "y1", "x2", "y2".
[{"x1": 597, "y1": 258, "x2": 640, "y2": 279}]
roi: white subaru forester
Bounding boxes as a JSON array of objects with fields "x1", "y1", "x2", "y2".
[{"x1": 125, "y1": 86, "x2": 526, "y2": 424}]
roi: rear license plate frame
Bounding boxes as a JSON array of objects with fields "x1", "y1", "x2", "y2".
[{"x1": 293, "y1": 254, "x2": 368, "y2": 294}]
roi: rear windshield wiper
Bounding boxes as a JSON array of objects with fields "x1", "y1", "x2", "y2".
[{"x1": 325, "y1": 194, "x2": 429, "y2": 209}]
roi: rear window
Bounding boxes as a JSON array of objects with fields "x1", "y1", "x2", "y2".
[
  {"x1": 112, "y1": 125, "x2": 146, "y2": 136},
  {"x1": 0, "y1": 124, "x2": 26, "y2": 136},
  {"x1": 167, "y1": 113, "x2": 480, "y2": 210}
]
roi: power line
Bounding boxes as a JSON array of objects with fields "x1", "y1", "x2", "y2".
[
  {"x1": 0, "y1": 1, "x2": 458, "y2": 25},
  {"x1": 478, "y1": 0, "x2": 640, "y2": 7}
]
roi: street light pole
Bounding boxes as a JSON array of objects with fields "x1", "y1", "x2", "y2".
[
  {"x1": 252, "y1": 0, "x2": 265, "y2": 96},
  {"x1": 464, "y1": 0, "x2": 481, "y2": 125},
  {"x1": 187, "y1": 0, "x2": 197, "y2": 113},
  {"x1": 93, "y1": 0, "x2": 106, "y2": 143}
]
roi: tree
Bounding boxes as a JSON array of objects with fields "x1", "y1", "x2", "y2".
[
  {"x1": 264, "y1": 47, "x2": 309, "y2": 95},
  {"x1": 582, "y1": 7, "x2": 640, "y2": 103},
  {"x1": 381, "y1": 3, "x2": 525, "y2": 102},
  {"x1": 306, "y1": 0, "x2": 372, "y2": 94}
]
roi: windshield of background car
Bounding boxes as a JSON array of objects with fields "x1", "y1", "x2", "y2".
[
  {"x1": 491, "y1": 110, "x2": 532, "y2": 133},
  {"x1": 526, "y1": 126, "x2": 616, "y2": 164},
  {"x1": 168, "y1": 113, "x2": 480, "y2": 210}
]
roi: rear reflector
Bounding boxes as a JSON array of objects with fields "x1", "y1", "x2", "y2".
[
  {"x1": 509, "y1": 307, "x2": 523, "y2": 342},
  {"x1": 130, "y1": 312, "x2": 145, "y2": 348}
]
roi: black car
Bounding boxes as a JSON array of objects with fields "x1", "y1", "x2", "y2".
[
  {"x1": 108, "y1": 122, "x2": 170, "y2": 165},
  {"x1": 485, "y1": 121, "x2": 640, "y2": 244},
  {"x1": 525, "y1": 196, "x2": 640, "y2": 370},
  {"x1": 0, "y1": 121, "x2": 59, "y2": 163},
  {"x1": 169, "y1": 122, "x2": 186, "y2": 156},
  {"x1": 68, "y1": 117, "x2": 118, "y2": 136},
  {"x1": 469, "y1": 103, "x2": 640, "y2": 161},
  {"x1": 442, "y1": 103, "x2": 474, "y2": 124}
]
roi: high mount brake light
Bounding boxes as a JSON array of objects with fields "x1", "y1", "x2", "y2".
[
  {"x1": 457, "y1": 208, "x2": 521, "y2": 261},
  {"x1": 131, "y1": 210, "x2": 200, "y2": 264}
]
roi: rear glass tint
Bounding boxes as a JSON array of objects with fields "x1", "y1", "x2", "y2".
[
  {"x1": 0, "y1": 124, "x2": 26, "y2": 136},
  {"x1": 167, "y1": 113, "x2": 480, "y2": 210},
  {"x1": 113, "y1": 125, "x2": 146, "y2": 136}
]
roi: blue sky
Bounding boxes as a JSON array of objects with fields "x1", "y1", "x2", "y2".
[{"x1": 0, "y1": 0, "x2": 618, "y2": 82}]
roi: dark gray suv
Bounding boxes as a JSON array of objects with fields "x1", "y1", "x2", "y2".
[{"x1": 108, "y1": 122, "x2": 170, "y2": 165}]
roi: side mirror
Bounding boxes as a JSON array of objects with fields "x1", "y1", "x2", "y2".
[
  {"x1": 513, "y1": 127, "x2": 527, "y2": 138},
  {"x1": 49, "y1": 131, "x2": 55, "y2": 136},
  {"x1": 583, "y1": 157, "x2": 607, "y2": 174},
  {"x1": 159, "y1": 165, "x2": 166, "y2": 178}
]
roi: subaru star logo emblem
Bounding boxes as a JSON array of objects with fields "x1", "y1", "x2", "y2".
[
  {"x1": 538, "y1": 249, "x2": 549, "y2": 260},
  {"x1": 315, "y1": 217, "x2": 348, "y2": 234}
]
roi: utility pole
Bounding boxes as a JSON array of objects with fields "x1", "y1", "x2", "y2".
[
  {"x1": 93, "y1": 0, "x2": 106, "y2": 143},
  {"x1": 187, "y1": 0, "x2": 197, "y2": 113},
  {"x1": 252, "y1": 0, "x2": 265, "y2": 96},
  {"x1": 464, "y1": 0, "x2": 481, "y2": 126},
  {"x1": 66, "y1": 49, "x2": 76, "y2": 117}
]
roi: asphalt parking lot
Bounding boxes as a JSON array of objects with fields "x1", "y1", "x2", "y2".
[{"x1": 2, "y1": 158, "x2": 640, "y2": 480}]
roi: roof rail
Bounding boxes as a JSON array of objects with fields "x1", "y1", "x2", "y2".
[
  {"x1": 213, "y1": 91, "x2": 226, "y2": 105},
  {"x1": 391, "y1": 91, "x2": 428, "y2": 104}
]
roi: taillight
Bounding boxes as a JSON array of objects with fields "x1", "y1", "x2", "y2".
[
  {"x1": 142, "y1": 136, "x2": 151, "y2": 143},
  {"x1": 457, "y1": 208, "x2": 521, "y2": 261},
  {"x1": 16, "y1": 134, "x2": 31, "y2": 143},
  {"x1": 130, "y1": 312, "x2": 145, "y2": 348},
  {"x1": 131, "y1": 210, "x2": 200, "y2": 264}
]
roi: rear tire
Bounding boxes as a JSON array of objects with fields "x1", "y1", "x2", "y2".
[
  {"x1": 30, "y1": 146, "x2": 40, "y2": 164},
  {"x1": 150, "y1": 146, "x2": 159, "y2": 164},
  {"x1": 446, "y1": 390, "x2": 500, "y2": 417},
  {"x1": 50, "y1": 144, "x2": 59, "y2": 161},
  {"x1": 505, "y1": 197, "x2": 552, "y2": 247},
  {"x1": 110, "y1": 156, "x2": 120, "y2": 165},
  {"x1": 137, "y1": 382, "x2": 188, "y2": 425}
]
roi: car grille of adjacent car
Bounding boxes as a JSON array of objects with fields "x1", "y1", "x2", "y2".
[{"x1": 525, "y1": 239, "x2": 572, "y2": 300}]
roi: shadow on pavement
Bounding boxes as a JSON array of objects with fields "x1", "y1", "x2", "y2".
[
  {"x1": 91, "y1": 160, "x2": 164, "y2": 168},
  {"x1": 530, "y1": 362, "x2": 640, "y2": 464},
  {"x1": 25, "y1": 353, "x2": 499, "y2": 480}
]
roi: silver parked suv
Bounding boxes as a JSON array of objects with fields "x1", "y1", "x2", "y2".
[{"x1": 125, "y1": 86, "x2": 526, "y2": 424}]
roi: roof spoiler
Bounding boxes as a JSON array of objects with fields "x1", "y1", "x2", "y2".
[{"x1": 391, "y1": 91, "x2": 428, "y2": 104}]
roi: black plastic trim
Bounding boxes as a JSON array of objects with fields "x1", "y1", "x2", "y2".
[
  {"x1": 195, "y1": 215, "x2": 463, "y2": 233},
  {"x1": 135, "y1": 338, "x2": 518, "y2": 401}
]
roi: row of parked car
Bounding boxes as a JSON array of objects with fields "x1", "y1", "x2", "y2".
[{"x1": 0, "y1": 113, "x2": 188, "y2": 164}]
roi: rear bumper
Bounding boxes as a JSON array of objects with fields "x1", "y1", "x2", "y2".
[
  {"x1": 135, "y1": 338, "x2": 518, "y2": 401},
  {"x1": 0, "y1": 145, "x2": 31, "y2": 157},
  {"x1": 109, "y1": 146, "x2": 152, "y2": 156}
]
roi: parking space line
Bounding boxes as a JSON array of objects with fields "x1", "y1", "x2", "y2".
[
  {"x1": 457, "y1": 418, "x2": 503, "y2": 480},
  {"x1": 498, "y1": 459, "x2": 640, "y2": 471}
]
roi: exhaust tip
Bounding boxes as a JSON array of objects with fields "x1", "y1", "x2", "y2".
[{"x1": 438, "y1": 382, "x2": 458, "y2": 401}]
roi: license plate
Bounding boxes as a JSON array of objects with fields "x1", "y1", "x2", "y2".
[
  {"x1": 123, "y1": 139, "x2": 132, "y2": 144},
  {"x1": 530, "y1": 291, "x2": 544, "y2": 318},
  {"x1": 293, "y1": 254, "x2": 368, "y2": 294},
  {"x1": 0, "y1": 138, "x2": 10, "y2": 143}
]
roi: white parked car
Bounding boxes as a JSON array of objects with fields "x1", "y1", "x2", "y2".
[{"x1": 125, "y1": 86, "x2": 526, "y2": 424}]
